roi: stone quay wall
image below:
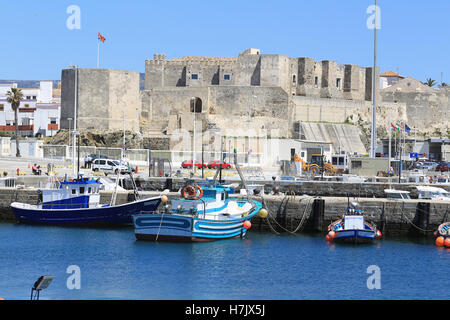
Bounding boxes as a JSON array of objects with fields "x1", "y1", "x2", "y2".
[{"x1": 1, "y1": 187, "x2": 448, "y2": 240}]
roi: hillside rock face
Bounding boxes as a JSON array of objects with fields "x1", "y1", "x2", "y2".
[{"x1": 45, "y1": 129, "x2": 171, "y2": 151}]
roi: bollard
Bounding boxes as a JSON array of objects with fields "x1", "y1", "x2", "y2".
[{"x1": 165, "y1": 178, "x2": 173, "y2": 192}]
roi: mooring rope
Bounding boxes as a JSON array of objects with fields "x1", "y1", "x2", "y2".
[
  {"x1": 261, "y1": 195, "x2": 314, "y2": 235},
  {"x1": 397, "y1": 201, "x2": 436, "y2": 233},
  {"x1": 155, "y1": 211, "x2": 165, "y2": 242}
]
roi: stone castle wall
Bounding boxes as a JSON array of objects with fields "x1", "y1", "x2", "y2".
[{"x1": 61, "y1": 68, "x2": 141, "y2": 132}]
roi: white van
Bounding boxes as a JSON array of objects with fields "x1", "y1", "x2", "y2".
[{"x1": 92, "y1": 159, "x2": 129, "y2": 175}]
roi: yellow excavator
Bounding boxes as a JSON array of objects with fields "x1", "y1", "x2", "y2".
[{"x1": 294, "y1": 153, "x2": 337, "y2": 175}]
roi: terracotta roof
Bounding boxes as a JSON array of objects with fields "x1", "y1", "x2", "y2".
[{"x1": 380, "y1": 70, "x2": 404, "y2": 78}]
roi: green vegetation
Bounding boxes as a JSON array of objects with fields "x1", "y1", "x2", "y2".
[
  {"x1": 5, "y1": 88, "x2": 23, "y2": 157},
  {"x1": 424, "y1": 78, "x2": 437, "y2": 87}
]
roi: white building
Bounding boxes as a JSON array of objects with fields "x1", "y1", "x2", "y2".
[
  {"x1": 380, "y1": 71, "x2": 405, "y2": 89},
  {"x1": 0, "y1": 81, "x2": 60, "y2": 137}
]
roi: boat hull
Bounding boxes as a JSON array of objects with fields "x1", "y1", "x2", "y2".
[
  {"x1": 11, "y1": 197, "x2": 162, "y2": 225},
  {"x1": 333, "y1": 229, "x2": 375, "y2": 244},
  {"x1": 133, "y1": 200, "x2": 262, "y2": 242}
]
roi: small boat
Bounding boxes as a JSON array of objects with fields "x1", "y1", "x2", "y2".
[
  {"x1": 133, "y1": 183, "x2": 263, "y2": 242},
  {"x1": 384, "y1": 189, "x2": 411, "y2": 200},
  {"x1": 11, "y1": 175, "x2": 162, "y2": 225},
  {"x1": 416, "y1": 186, "x2": 450, "y2": 201},
  {"x1": 326, "y1": 202, "x2": 382, "y2": 244}
]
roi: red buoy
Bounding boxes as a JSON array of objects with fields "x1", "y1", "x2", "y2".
[
  {"x1": 243, "y1": 221, "x2": 251, "y2": 230},
  {"x1": 328, "y1": 231, "x2": 336, "y2": 239},
  {"x1": 444, "y1": 238, "x2": 450, "y2": 248},
  {"x1": 436, "y1": 236, "x2": 445, "y2": 247},
  {"x1": 326, "y1": 235, "x2": 332, "y2": 242},
  {"x1": 375, "y1": 230, "x2": 382, "y2": 239}
]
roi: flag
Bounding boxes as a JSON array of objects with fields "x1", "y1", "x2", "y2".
[
  {"x1": 395, "y1": 122, "x2": 401, "y2": 132},
  {"x1": 98, "y1": 32, "x2": 106, "y2": 43},
  {"x1": 390, "y1": 123, "x2": 397, "y2": 131},
  {"x1": 405, "y1": 124, "x2": 411, "y2": 133}
]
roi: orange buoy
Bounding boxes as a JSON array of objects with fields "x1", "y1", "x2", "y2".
[
  {"x1": 375, "y1": 230, "x2": 382, "y2": 239},
  {"x1": 444, "y1": 238, "x2": 450, "y2": 248},
  {"x1": 328, "y1": 231, "x2": 336, "y2": 239},
  {"x1": 243, "y1": 221, "x2": 251, "y2": 230},
  {"x1": 326, "y1": 234, "x2": 332, "y2": 242},
  {"x1": 436, "y1": 236, "x2": 445, "y2": 247},
  {"x1": 161, "y1": 195, "x2": 168, "y2": 203},
  {"x1": 135, "y1": 166, "x2": 138, "y2": 174}
]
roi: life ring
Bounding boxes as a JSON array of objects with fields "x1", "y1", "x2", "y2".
[{"x1": 182, "y1": 184, "x2": 203, "y2": 200}]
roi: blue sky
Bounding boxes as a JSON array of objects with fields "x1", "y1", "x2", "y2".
[{"x1": 1, "y1": 0, "x2": 449, "y2": 83}]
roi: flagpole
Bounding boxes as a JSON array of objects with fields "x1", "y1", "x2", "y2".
[
  {"x1": 370, "y1": 0, "x2": 378, "y2": 158},
  {"x1": 399, "y1": 121, "x2": 403, "y2": 184},
  {"x1": 388, "y1": 125, "x2": 391, "y2": 174},
  {"x1": 97, "y1": 36, "x2": 100, "y2": 68}
]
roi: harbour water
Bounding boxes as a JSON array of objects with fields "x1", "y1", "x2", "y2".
[{"x1": 1, "y1": 221, "x2": 449, "y2": 300}]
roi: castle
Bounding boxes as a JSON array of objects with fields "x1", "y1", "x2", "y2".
[{"x1": 60, "y1": 48, "x2": 450, "y2": 159}]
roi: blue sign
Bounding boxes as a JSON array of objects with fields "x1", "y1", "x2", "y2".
[{"x1": 410, "y1": 152, "x2": 418, "y2": 159}]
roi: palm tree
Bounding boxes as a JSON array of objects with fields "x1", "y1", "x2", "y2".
[
  {"x1": 6, "y1": 88, "x2": 23, "y2": 157},
  {"x1": 439, "y1": 82, "x2": 448, "y2": 88},
  {"x1": 424, "y1": 78, "x2": 437, "y2": 87}
]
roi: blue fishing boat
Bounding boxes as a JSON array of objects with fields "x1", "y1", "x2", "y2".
[
  {"x1": 133, "y1": 183, "x2": 263, "y2": 242},
  {"x1": 326, "y1": 202, "x2": 382, "y2": 244},
  {"x1": 10, "y1": 175, "x2": 161, "y2": 225}
]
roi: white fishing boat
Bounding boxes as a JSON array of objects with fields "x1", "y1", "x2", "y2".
[
  {"x1": 416, "y1": 186, "x2": 450, "y2": 201},
  {"x1": 384, "y1": 189, "x2": 411, "y2": 200}
]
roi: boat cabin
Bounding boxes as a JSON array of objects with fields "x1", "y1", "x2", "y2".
[
  {"x1": 384, "y1": 189, "x2": 411, "y2": 200},
  {"x1": 39, "y1": 177, "x2": 102, "y2": 209},
  {"x1": 171, "y1": 185, "x2": 233, "y2": 214},
  {"x1": 416, "y1": 186, "x2": 450, "y2": 201}
]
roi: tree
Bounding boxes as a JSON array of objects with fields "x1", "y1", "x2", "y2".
[
  {"x1": 424, "y1": 78, "x2": 437, "y2": 87},
  {"x1": 6, "y1": 88, "x2": 23, "y2": 157},
  {"x1": 439, "y1": 82, "x2": 448, "y2": 88}
]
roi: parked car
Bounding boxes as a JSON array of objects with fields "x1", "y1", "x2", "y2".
[
  {"x1": 207, "y1": 160, "x2": 232, "y2": 169},
  {"x1": 92, "y1": 159, "x2": 130, "y2": 175},
  {"x1": 420, "y1": 161, "x2": 439, "y2": 171},
  {"x1": 436, "y1": 162, "x2": 449, "y2": 172},
  {"x1": 181, "y1": 160, "x2": 206, "y2": 169}
]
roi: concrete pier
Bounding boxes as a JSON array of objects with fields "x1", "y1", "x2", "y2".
[
  {"x1": 252, "y1": 195, "x2": 450, "y2": 237},
  {"x1": 0, "y1": 187, "x2": 448, "y2": 239},
  {"x1": 125, "y1": 177, "x2": 450, "y2": 199}
]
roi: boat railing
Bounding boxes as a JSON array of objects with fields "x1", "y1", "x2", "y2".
[{"x1": 40, "y1": 202, "x2": 90, "y2": 209}]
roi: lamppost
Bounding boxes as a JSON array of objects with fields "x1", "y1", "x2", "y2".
[
  {"x1": 68, "y1": 64, "x2": 78, "y2": 177},
  {"x1": 67, "y1": 117, "x2": 73, "y2": 147}
]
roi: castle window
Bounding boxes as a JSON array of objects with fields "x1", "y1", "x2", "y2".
[
  {"x1": 314, "y1": 77, "x2": 319, "y2": 87},
  {"x1": 32, "y1": 96, "x2": 36, "y2": 100},
  {"x1": 336, "y1": 78, "x2": 341, "y2": 89},
  {"x1": 192, "y1": 74, "x2": 198, "y2": 80},
  {"x1": 224, "y1": 74, "x2": 230, "y2": 80},
  {"x1": 292, "y1": 75, "x2": 296, "y2": 83}
]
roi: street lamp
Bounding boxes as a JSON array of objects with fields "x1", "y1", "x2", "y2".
[
  {"x1": 67, "y1": 117, "x2": 73, "y2": 147},
  {"x1": 68, "y1": 64, "x2": 78, "y2": 177},
  {"x1": 31, "y1": 275, "x2": 54, "y2": 300}
]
